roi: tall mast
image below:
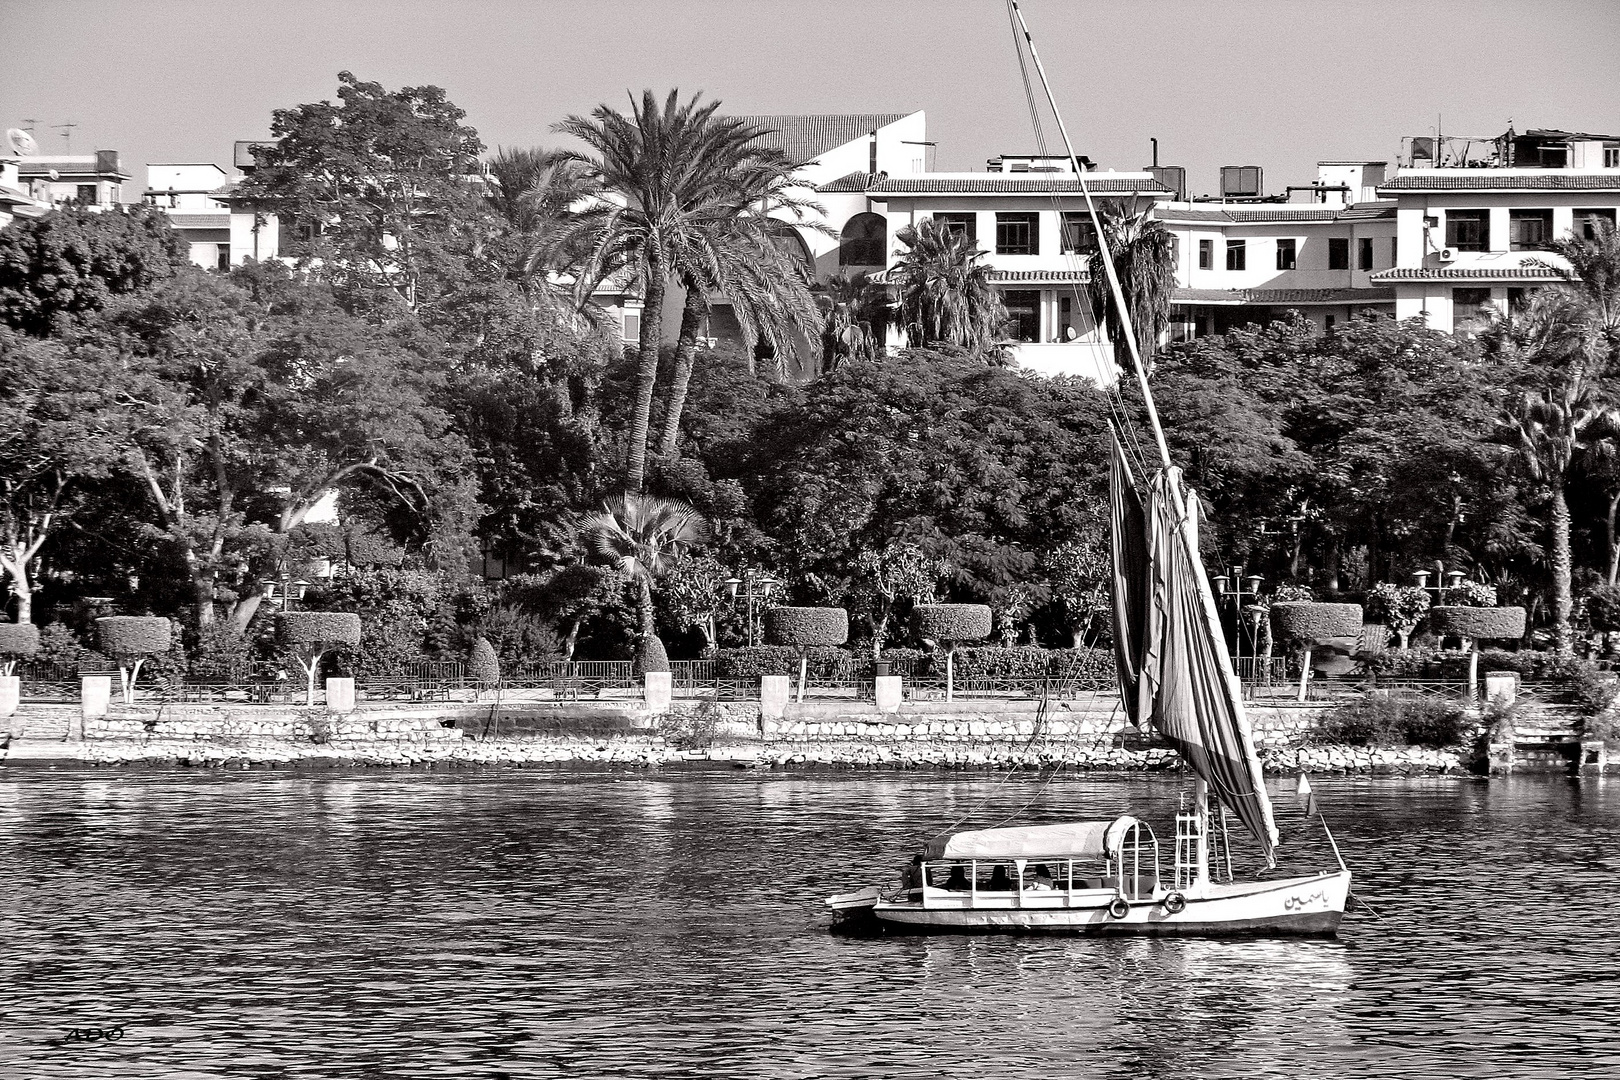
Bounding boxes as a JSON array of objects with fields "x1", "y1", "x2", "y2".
[{"x1": 1006, "y1": 0, "x2": 1172, "y2": 472}]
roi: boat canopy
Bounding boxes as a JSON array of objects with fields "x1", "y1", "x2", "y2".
[{"x1": 923, "y1": 817, "x2": 1141, "y2": 861}]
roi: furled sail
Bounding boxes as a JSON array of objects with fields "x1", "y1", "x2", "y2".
[{"x1": 1108, "y1": 431, "x2": 1279, "y2": 862}]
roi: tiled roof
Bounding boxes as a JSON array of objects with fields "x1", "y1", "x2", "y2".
[
  {"x1": 1370, "y1": 265, "x2": 1567, "y2": 281},
  {"x1": 867, "y1": 268, "x2": 1092, "y2": 285},
  {"x1": 1155, "y1": 201, "x2": 1396, "y2": 225},
  {"x1": 868, "y1": 176, "x2": 1169, "y2": 195},
  {"x1": 1380, "y1": 172, "x2": 1620, "y2": 192},
  {"x1": 816, "y1": 171, "x2": 881, "y2": 193},
  {"x1": 16, "y1": 156, "x2": 130, "y2": 178},
  {"x1": 1172, "y1": 287, "x2": 1395, "y2": 305},
  {"x1": 165, "y1": 212, "x2": 230, "y2": 229},
  {"x1": 734, "y1": 113, "x2": 912, "y2": 165}
]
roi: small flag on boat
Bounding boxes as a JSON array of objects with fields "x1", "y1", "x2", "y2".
[{"x1": 1295, "y1": 773, "x2": 1319, "y2": 817}]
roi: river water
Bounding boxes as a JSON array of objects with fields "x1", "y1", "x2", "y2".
[{"x1": 1, "y1": 766, "x2": 1615, "y2": 1079}]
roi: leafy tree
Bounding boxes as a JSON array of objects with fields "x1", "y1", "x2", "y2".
[
  {"x1": 1045, "y1": 533, "x2": 1109, "y2": 647},
  {"x1": 818, "y1": 272, "x2": 884, "y2": 371},
  {"x1": 578, "y1": 494, "x2": 707, "y2": 665},
  {"x1": 658, "y1": 552, "x2": 728, "y2": 653},
  {"x1": 0, "y1": 330, "x2": 127, "y2": 622},
  {"x1": 888, "y1": 218, "x2": 1008, "y2": 358},
  {"x1": 1087, "y1": 199, "x2": 1176, "y2": 373},
  {"x1": 235, "y1": 71, "x2": 485, "y2": 313},
  {"x1": 551, "y1": 91, "x2": 817, "y2": 491},
  {"x1": 0, "y1": 206, "x2": 189, "y2": 336},
  {"x1": 851, "y1": 541, "x2": 948, "y2": 657}
]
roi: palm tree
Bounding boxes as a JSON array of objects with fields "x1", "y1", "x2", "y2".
[
  {"x1": 549, "y1": 90, "x2": 822, "y2": 491},
  {"x1": 1492, "y1": 288, "x2": 1620, "y2": 651},
  {"x1": 579, "y1": 493, "x2": 707, "y2": 665},
  {"x1": 888, "y1": 218, "x2": 1008, "y2": 357},
  {"x1": 1085, "y1": 200, "x2": 1177, "y2": 375},
  {"x1": 1549, "y1": 219, "x2": 1620, "y2": 335},
  {"x1": 819, "y1": 272, "x2": 885, "y2": 371}
]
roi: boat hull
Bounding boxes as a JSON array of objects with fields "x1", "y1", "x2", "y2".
[{"x1": 829, "y1": 871, "x2": 1350, "y2": 938}]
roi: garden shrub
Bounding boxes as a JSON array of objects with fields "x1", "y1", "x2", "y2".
[
  {"x1": 0, "y1": 623, "x2": 41, "y2": 670},
  {"x1": 1269, "y1": 602, "x2": 1363, "y2": 644},
  {"x1": 1428, "y1": 606, "x2": 1526, "y2": 641},
  {"x1": 468, "y1": 636, "x2": 500, "y2": 689},
  {"x1": 1443, "y1": 581, "x2": 1498, "y2": 607},
  {"x1": 1273, "y1": 584, "x2": 1316, "y2": 602},
  {"x1": 634, "y1": 634, "x2": 670, "y2": 674},
  {"x1": 1568, "y1": 663, "x2": 1620, "y2": 717},
  {"x1": 715, "y1": 646, "x2": 856, "y2": 679},
  {"x1": 1586, "y1": 583, "x2": 1620, "y2": 632},
  {"x1": 96, "y1": 617, "x2": 172, "y2": 658},
  {"x1": 915, "y1": 604, "x2": 992, "y2": 643},
  {"x1": 1311, "y1": 694, "x2": 1471, "y2": 749},
  {"x1": 951, "y1": 646, "x2": 1051, "y2": 679},
  {"x1": 187, "y1": 621, "x2": 252, "y2": 676},
  {"x1": 763, "y1": 607, "x2": 849, "y2": 648},
  {"x1": 35, "y1": 623, "x2": 102, "y2": 669}
]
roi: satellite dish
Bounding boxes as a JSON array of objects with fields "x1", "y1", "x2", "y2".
[{"x1": 5, "y1": 128, "x2": 39, "y2": 156}]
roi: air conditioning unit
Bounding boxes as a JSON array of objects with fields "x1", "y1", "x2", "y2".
[{"x1": 1437, "y1": 247, "x2": 1457, "y2": 263}]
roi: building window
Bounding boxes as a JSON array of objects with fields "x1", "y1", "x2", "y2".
[
  {"x1": 1060, "y1": 212, "x2": 1098, "y2": 254},
  {"x1": 1325, "y1": 314, "x2": 1336, "y2": 331},
  {"x1": 1001, "y1": 289, "x2": 1041, "y2": 342},
  {"x1": 1276, "y1": 238, "x2": 1297, "y2": 270},
  {"x1": 76, "y1": 184, "x2": 97, "y2": 204},
  {"x1": 216, "y1": 245, "x2": 231, "y2": 272},
  {"x1": 1225, "y1": 239, "x2": 1246, "y2": 271},
  {"x1": 109, "y1": 183, "x2": 120, "y2": 203},
  {"x1": 995, "y1": 213, "x2": 1040, "y2": 255},
  {"x1": 1358, "y1": 237, "x2": 1374, "y2": 270},
  {"x1": 1445, "y1": 209, "x2": 1490, "y2": 252},
  {"x1": 1509, "y1": 209, "x2": 1553, "y2": 251},
  {"x1": 1328, "y1": 237, "x2": 1349, "y2": 270},
  {"x1": 1452, "y1": 287, "x2": 1494, "y2": 335},
  {"x1": 933, "y1": 213, "x2": 976, "y2": 247},
  {"x1": 1198, "y1": 238, "x2": 1213, "y2": 270},
  {"x1": 1607, "y1": 147, "x2": 1620, "y2": 168},
  {"x1": 622, "y1": 310, "x2": 641, "y2": 344},
  {"x1": 839, "y1": 212, "x2": 887, "y2": 266},
  {"x1": 1574, "y1": 208, "x2": 1616, "y2": 242},
  {"x1": 1392, "y1": 237, "x2": 1399, "y2": 265}
]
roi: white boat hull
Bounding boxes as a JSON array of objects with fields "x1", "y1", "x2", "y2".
[{"x1": 829, "y1": 870, "x2": 1350, "y2": 937}]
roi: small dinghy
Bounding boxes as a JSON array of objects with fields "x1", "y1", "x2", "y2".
[{"x1": 828, "y1": 2, "x2": 1351, "y2": 938}]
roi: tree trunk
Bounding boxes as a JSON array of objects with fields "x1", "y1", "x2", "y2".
[
  {"x1": 1071, "y1": 627, "x2": 1084, "y2": 649},
  {"x1": 625, "y1": 252, "x2": 667, "y2": 493},
  {"x1": 657, "y1": 284, "x2": 708, "y2": 459},
  {"x1": 1607, "y1": 488, "x2": 1620, "y2": 585},
  {"x1": 1551, "y1": 476, "x2": 1574, "y2": 653},
  {"x1": 10, "y1": 579, "x2": 30, "y2": 625},
  {"x1": 639, "y1": 576, "x2": 656, "y2": 640}
]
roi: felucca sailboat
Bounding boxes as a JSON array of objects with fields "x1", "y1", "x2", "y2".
[{"x1": 826, "y1": 1, "x2": 1351, "y2": 936}]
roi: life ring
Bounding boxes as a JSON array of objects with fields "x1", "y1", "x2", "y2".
[
  {"x1": 1107, "y1": 897, "x2": 1130, "y2": 920},
  {"x1": 1162, "y1": 891, "x2": 1187, "y2": 915}
]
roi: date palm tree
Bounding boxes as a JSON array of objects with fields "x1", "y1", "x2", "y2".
[
  {"x1": 888, "y1": 218, "x2": 1008, "y2": 358},
  {"x1": 1086, "y1": 199, "x2": 1177, "y2": 375},
  {"x1": 579, "y1": 493, "x2": 707, "y2": 667},
  {"x1": 549, "y1": 90, "x2": 823, "y2": 491},
  {"x1": 1492, "y1": 288, "x2": 1620, "y2": 651}
]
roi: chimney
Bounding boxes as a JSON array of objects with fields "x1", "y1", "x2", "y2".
[{"x1": 869, "y1": 130, "x2": 878, "y2": 177}]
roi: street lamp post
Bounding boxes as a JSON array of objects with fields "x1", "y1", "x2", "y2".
[
  {"x1": 260, "y1": 568, "x2": 311, "y2": 612},
  {"x1": 723, "y1": 570, "x2": 781, "y2": 647},
  {"x1": 1210, "y1": 566, "x2": 1264, "y2": 678}
]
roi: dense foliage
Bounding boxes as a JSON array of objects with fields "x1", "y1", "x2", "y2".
[{"x1": 763, "y1": 607, "x2": 849, "y2": 648}]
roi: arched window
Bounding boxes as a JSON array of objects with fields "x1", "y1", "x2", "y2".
[{"x1": 839, "y1": 213, "x2": 887, "y2": 267}]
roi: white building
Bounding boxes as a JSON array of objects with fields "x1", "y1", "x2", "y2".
[
  {"x1": 141, "y1": 145, "x2": 281, "y2": 270},
  {"x1": 0, "y1": 154, "x2": 50, "y2": 227},
  {"x1": 1371, "y1": 128, "x2": 1620, "y2": 332},
  {"x1": 14, "y1": 149, "x2": 129, "y2": 208}
]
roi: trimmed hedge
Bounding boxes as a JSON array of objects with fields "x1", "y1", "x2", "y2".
[
  {"x1": 0, "y1": 622, "x2": 41, "y2": 658},
  {"x1": 468, "y1": 636, "x2": 500, "y2": 688},
  {"x1": 764, "y1": 607, "x2": 849, "y2": 648},
  {"x1": 635, "y1": 634, "x2": 670, "y2": 674},
  {"x1": 1269, "y1": 602, "x2": 1363, "y2": 644},
  {"x1": 710, "y1": 644, "x2": 1117, "y2": 682},
  {"x1": 278, "y1": 611, "x2": 362, "y2": 648},
  {"x1": 1429, "y1": 606, "x2": 1526, "y2": 640},
  {"x1": 96, "y1": 616, "x2": 172, "y2": 657},
  {"x1": 915, "y1": 604, "x2": 992, "y2": 643},
  {"x1": 716, "y1": 646, "x2": 857, "y2": 679}
]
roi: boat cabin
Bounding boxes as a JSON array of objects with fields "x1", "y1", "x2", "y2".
[{"x1": 912, "y1": 818, "x2": 1162, "y2": 908}]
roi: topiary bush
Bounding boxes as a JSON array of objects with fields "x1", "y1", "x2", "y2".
[
  {"x1": 1428, "y1": 606, "x2": 1527, "y2": 641},
  {"x1": 278, "y1": 611, "x2": 362, "y2": 705},
  {"x1": 96, "y1": 616, "x2": 173, "y2": 704},
  {"x1": 468, "y1": 636, "x2": 500, "y2": 691},
  {"x1": 635, "y1": 633, "x2": 670, "y2": 674},
  {"x1": 1269, "y1": 603, "x2": 1364, "y2": 644},
  {"x1": 763, "y1": 607, "x2": 850, "y2": 648},
  {"x1": 714, "y1": 646, "x2": 857, "y2": 679},
  {"x1": 915, "y1": 604, "x2": 993, "y2": 643},
  {"x1": 0, "y1": 623, "x2": 40, "y2": 675}
]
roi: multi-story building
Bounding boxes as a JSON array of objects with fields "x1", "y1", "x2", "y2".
[
  {"x1": 14, "y1": 149, "x2": 129, "y2": 208},
  {"x1": 1371, "y1": 128, "x2": 1620, "y2": 333},
  {"x1": 141, "y1": 143, "x2": 281, "y2": 269},
  {"x1": 0, "y1": 154, "x2": 49, "y2": 227}
]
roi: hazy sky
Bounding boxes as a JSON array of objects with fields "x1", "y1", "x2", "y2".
[{"x1": 4, "y1": 0, "x2": 1618, "y2": 196}]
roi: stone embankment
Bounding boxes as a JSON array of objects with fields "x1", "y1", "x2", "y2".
[{"x1": 1, "y1": 697, "x2": 1467, "y2": 774}]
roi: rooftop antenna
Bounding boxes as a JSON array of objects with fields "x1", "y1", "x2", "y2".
[
  {"x1": 22, "y1": 118, "x2": 39, "y2": 134},
  {"x1": 53, "y1": 121, "x2": 77, "y2": 155}
]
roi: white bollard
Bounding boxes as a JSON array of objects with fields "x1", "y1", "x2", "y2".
[
  {"x1": 325, "y1": 676, "x2": 356, "y2": 714},
  {"x1": 0, "y1": 674, "x2": 18, "y2": 719},
  {"x1": 874, "y1": 675, "x2": 903, "y2": 715},
  {"x1": 643, "y1": 671, "x2": 672, "y2": 714},
  {"x1": 81, "y1": 674, "x2": 111, "y2": 719},
  {"x1": 761, "y1": 675, "x2": 792, "y2": 721}
]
